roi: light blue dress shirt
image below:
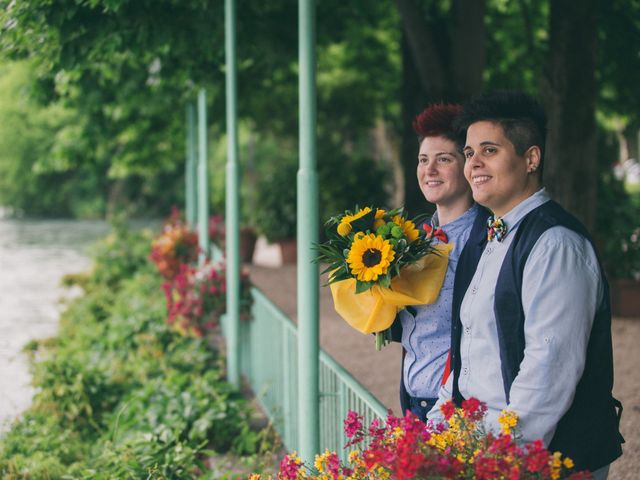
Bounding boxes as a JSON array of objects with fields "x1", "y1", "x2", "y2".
[
  {"x1": 428, "y1": 189, "x2": 604, "y2": 446},
  {"x1": 400, "y1": 204, "x2": 480, "y2": 398}
]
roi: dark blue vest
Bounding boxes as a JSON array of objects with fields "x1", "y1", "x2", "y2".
[
  {"x1": 396, "y1": 207, "x2": 491, "y2": 414},
  {"x1": 451, "y1": 200, "x2": 623, "y2": 472}
]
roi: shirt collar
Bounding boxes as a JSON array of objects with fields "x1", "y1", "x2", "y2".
[
  {"x1": 500, "y1": 188, "x2": 551, "y2": 238},
  {"x1": 432, "y1": 203, "x2": 480, "y2": 233}
]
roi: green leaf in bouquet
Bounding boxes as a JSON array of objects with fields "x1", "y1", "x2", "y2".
[
  {"x1": 392, "y1": 263, "x2": 401, "y2": 278},
  {"x1": 350, "y1": 208, "x2": 376, "y2": 233},
  {"x1": 328, "y1": 269, "x2": 352, "y2": 285},
  {"x1": 355, "y1": 279, "x2": 375, "y2": 293},
  {"x1": 384, "y1": 207, "x2": 403, "y2": 219},
  {"x1": 412, "y1": 212, "x2": 430, "y2": 228},
  {"x1": 379, "y1": 273, "x2": 391, "y2": 289}
]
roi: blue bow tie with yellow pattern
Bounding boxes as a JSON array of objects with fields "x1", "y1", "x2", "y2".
[{"x1": 487, "y1": 216, "x2": 507, "y2": 242}]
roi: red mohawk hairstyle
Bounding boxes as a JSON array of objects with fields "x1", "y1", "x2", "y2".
[{"x1": 412, "y1": 103, "x2": 463, "y2": 146}]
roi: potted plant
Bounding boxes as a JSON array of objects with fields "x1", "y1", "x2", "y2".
[
  {"x1": 208, "y1": 214, "x2": 257, "y2": 263},
  {"x1": 254, "y1": 152, "x2": 298, "y2": 263},
  {"x1": 604, "y1": 224, "x2": 640, "y2": 317},
  {"x1": 597, "y1": 173, "x2": 640, "y2": 318}
]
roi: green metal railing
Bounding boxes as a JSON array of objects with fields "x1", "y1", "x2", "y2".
[{"x1": 239, "y1": 285, "x2": 388, "y2": 457}]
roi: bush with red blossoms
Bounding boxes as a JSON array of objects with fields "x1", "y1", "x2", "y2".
[
  {"x1": 248, "y1": 398, "x2": 592, "y2": 480},
  {"x1": 149, "y1": 208, "x2": 199, "y2": 280},
  {"x1": 162, "y1": 260, "x2": 252, "y2": 337}
]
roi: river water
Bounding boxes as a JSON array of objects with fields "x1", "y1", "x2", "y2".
[{"x1": 0, "y1": 219, "x2": 112, "y2": 433}]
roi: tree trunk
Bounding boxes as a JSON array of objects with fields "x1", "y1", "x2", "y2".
[
  {"x1": 396, "y1": 0, "x2": 446, "y2": 100},
  {"x1": 543, "y1": 0, "x2": 598, "y2": 230},
  {"x1": 450, "y1": 0, "x2": 486, "y2": 99},
  {"x1": 397, "y1": 0, "x2": 485, "y2": 215},
  {"x1": 401, "y1": 33, "x2": 431, "y2": 217}
]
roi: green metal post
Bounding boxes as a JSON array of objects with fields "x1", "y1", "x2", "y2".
[
  {"x1": 197, "y1": 89, "x2": 210, "y2": 264},
  {"x1": 186, "y1": 102, "x2": 198, "y2": 227},
  {"x1": 297, "y1": 0, "x2": 320, "y2": 462},
  {"x1": 225, "y1": 0, "x2": 241, "y2": 388}
]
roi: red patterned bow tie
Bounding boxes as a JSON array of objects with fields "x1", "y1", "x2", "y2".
[{"x1": 423, "y1": 224, "x2": 448, "y2": 243}]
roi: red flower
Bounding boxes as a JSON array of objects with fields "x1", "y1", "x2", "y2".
[
  {"x1": 524, "y1": 440, "x2": 551, "y2": 474},
  {"x1": 440, "y1": 400, "x2": 456, "y2": 420},
  {"x1": 461, "y1": 397, "x2": 487, "y2": 421}
]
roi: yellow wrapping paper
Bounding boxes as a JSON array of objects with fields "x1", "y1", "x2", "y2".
[{"x1": 329, "y1": 243, "x2": 453, "y2": 334}]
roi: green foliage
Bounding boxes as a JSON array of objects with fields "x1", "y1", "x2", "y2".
[
  {"x1": 0, "y1": 0, "x2": 402, "y2": 219},
  {"x1": 0, "y1": 224, "x2": 262, "y2": 478},
  {"x1": 88, "y1": 218, "x2": 155, "y2": 289},
  {"x1": 0, "y1": 60, "x2": 106, "y2": 217},
  {"x1": 597, "y1": 174, "x2": 640, "y2": 280}
]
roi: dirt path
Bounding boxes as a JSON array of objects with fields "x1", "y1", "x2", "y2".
[{"x1": 249, "y1": 260, "x2": 639, "y2": 480}]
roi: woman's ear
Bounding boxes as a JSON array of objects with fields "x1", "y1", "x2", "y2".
[{"x1": 525, "y1": 146, "x2": 541, "y2": 173}]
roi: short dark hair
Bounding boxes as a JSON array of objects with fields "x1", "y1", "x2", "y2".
[
  {"x1": 457, "y1": 91, "x2": 547, "y2": 175},
  {"x1": 413, "y1": 103, "x2": 464, "y2": 150}
]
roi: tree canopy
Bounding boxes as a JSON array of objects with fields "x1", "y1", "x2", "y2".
[{"x1": 0, "y1": 0, "x2": 638, "y2": 227}]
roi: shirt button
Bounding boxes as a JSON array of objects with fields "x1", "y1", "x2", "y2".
[
  {"x1": 464, "y1": 326, "x2": 471, "y2": 335},
  {"x1": 486, "y1": 247, "x2": 493, "y2": 255},
  {"x1": 420, "y1": 400, "x2": 427, "y2": 407},
  {"x1": 463, "y1": 367, "x2": 469, "y2": 375},
  {"x1": 471, "y1": 285, "x2": 478, "y2": 294}
]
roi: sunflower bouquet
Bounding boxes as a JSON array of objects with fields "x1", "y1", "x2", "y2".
[{"x1": 316, "y1": 206, "x2": 451, "y2": 349}]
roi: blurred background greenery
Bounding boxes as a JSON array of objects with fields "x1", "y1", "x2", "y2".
[{"x1": 0, "y1": 0, "x2": 638, "y2": 276}]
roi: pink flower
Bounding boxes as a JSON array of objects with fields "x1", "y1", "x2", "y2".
[
  {"x1": 279, "y1": 453, "x2": 302, "y2": 480},
  {"x1": 343, "y1": 410, "x2": 362, "y2": 438}
]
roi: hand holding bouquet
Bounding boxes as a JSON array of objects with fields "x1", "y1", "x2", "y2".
[{"x1": 316, "y1": 206, "x2": 451, "y2": 349}]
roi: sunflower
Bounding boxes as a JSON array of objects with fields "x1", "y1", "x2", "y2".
[
  {"x1": 337, "y1": 207, "x2": 372, "y2": 237},
  {"x1": 392, "y1": 215, "x2": 420, "y2": 242},
  {"x1": 347, "y1": 233, "x2": 395, "y2": 281}
]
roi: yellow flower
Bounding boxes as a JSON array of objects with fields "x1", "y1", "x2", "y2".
[
  {"x1": 392, "y1": 215, "x2": 420, "y2": 242},
  {"x1": 563, "y1": 457, "x2": 574, "y2": 469},
  {"x1": 551, "y1": 452, "x2": 563, "y2": 480},
  {"x1": 338, "y1": 207, "x2": 372, "y2": 237},
  {"x1": 498, "y1": 409, "x2": 519, "y2": 435},
  {"x1": 373, "y1": 209, "x2": 386, "y2": 230},
  {"x1": 314, "y1": 450, "x2": 334, "y2": 473},
  {"x1": 337, "y1": 221, "x2": 352, "y2": 236},
  {"x1": 347, "y1": 233, "x2": 395, "y2": 282}
]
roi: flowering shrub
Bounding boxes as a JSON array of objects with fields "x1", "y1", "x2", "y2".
[
  {"x1": 250, "y1": 399, "x2": 591, "y2": 480},
  {"x1": 149, "y1": 208, "x2": 199, "y2": 279},
  {"x1": 162, "y1": 260, "x2": 252, "y2": 337}
]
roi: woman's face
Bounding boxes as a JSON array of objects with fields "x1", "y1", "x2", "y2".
[
  {"x1": 416, "y1": 135, "x2": 471, "y2": 208},
  {"x1": 463, "y1": 121, "x2": 539, "y2": 217}
]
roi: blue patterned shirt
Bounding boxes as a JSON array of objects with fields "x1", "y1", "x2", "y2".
[{"x1": 400, "y1": 204, "x2": 480, "y2": 398}]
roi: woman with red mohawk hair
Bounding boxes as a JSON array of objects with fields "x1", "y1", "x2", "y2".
[{"x1": 393, "y1": 103, "x2": 489, "y2": 421}]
